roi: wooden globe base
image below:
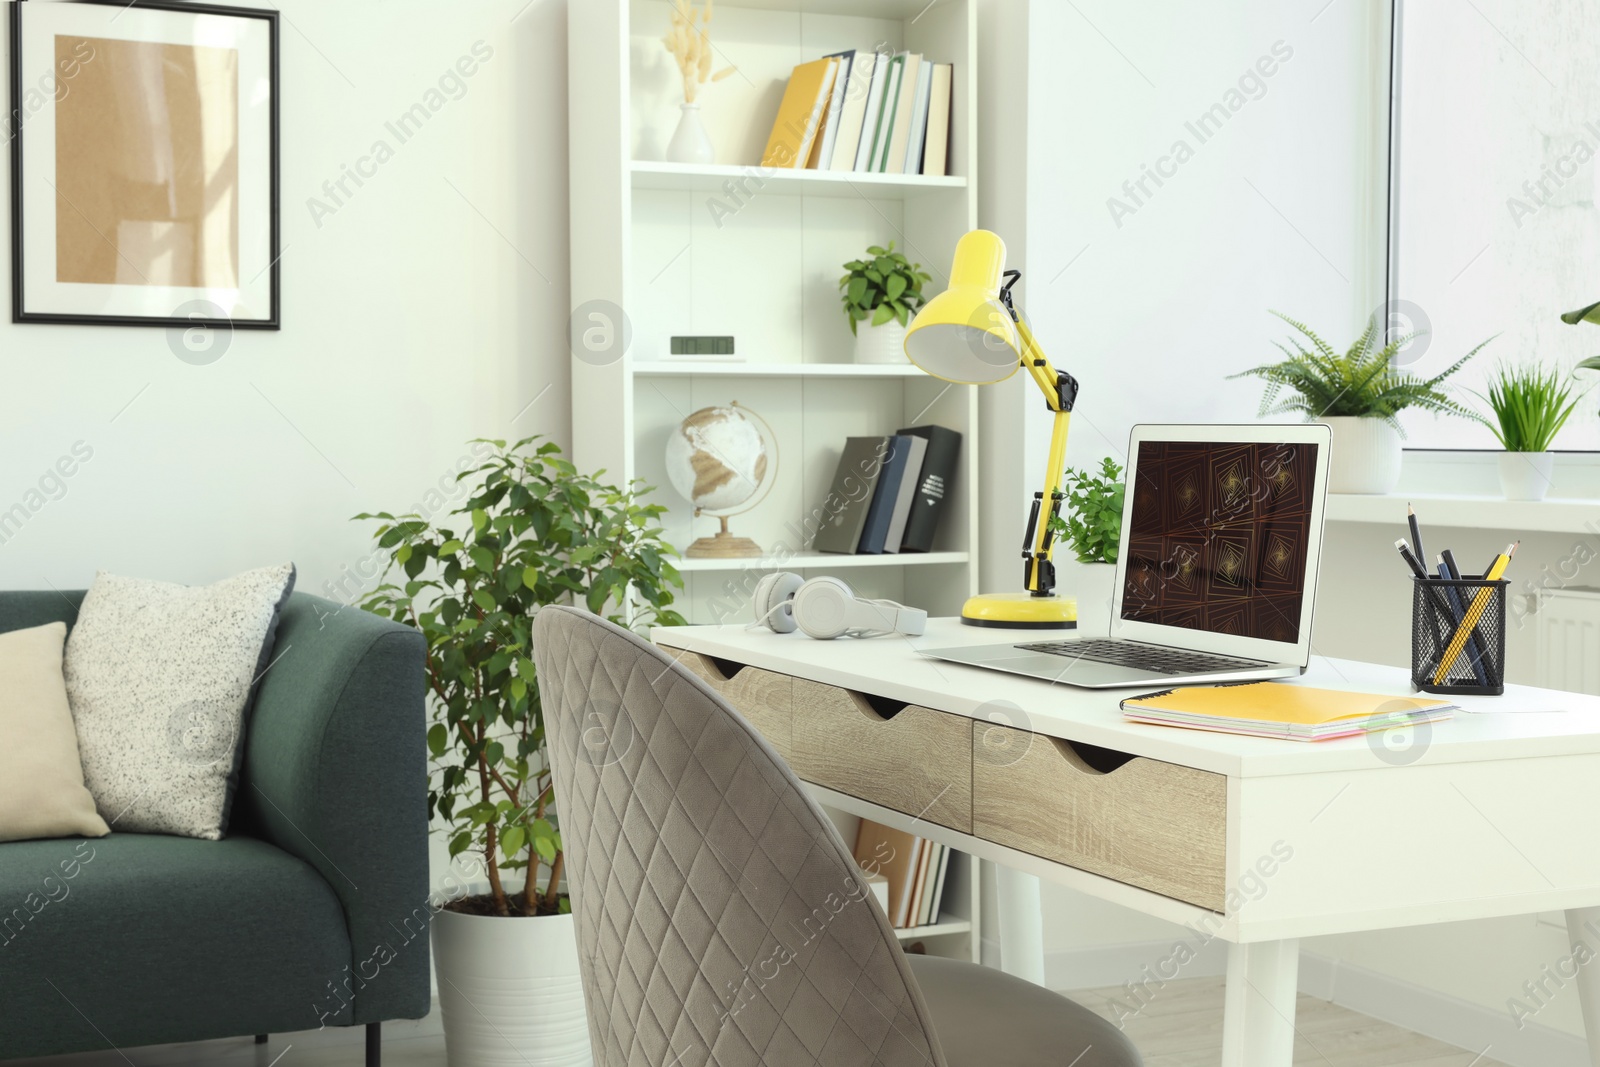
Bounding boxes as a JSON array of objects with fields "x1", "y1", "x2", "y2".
[{"x1": 685, "y1": 516, "x2": 762, "y2": 559}]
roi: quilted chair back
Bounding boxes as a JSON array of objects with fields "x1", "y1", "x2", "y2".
[{"x1": 532, "y1": 606, "x2": 946, "y2": 1067}]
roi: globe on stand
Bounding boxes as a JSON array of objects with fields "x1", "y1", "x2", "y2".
[{"x1": 663, "y1": 401, "x2": 778, "y2": 558}]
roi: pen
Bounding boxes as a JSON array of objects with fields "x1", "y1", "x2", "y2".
[
  {"x1": 1393, "y1": 538, "x2": 1432, "y2": 582},
  {"x1": 1407, "y1": 504, "x2": 1427, "y2": 570},
  {"x1": 1437, "y1": 554, "x2": 1488, "y2": 686},
  {"x1": 1434, "y1": 542, "x2": 1518, "y2": 684}
]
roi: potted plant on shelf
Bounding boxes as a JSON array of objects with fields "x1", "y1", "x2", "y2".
[
  {"x1": 357, "y1": 437, "x2": 684, "y2": 1067},
  {"x1": 1474, "y1": 364, "x2": 1583, "y2": 501},
  {"x1": 1047, "y1": 456, "x2": 1124, "y2": 638},
  {"x1": 840, "y1": 241, "x2": 931, "y2": 364},
  {"x1": 1561, "y1": 299, "x2": 1600, "y2": 405},
  {"x1": 1230, "y1": 311, "x2": 1489, "y2": 495}
]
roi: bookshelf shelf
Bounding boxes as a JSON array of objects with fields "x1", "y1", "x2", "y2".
[
  {"x1": 673, "y1": 551, "x2": 968, "y2": 573},
  {"x1": 633, "y1": 360, "x2": 928, "y2": 378},
  {"x1": 894, "y1": 918, "x2": 972, "y2": 940},
  {"x1": 630, "y1": 160, "x2": 966, "y2": 199}
]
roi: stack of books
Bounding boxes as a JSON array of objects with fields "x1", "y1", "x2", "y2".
[
  {"x1": 1121, "y1": 682, "x2": 1456, "y2": 741},
  {"x1": 853, "y1": 819, "x2": 952, "y2": 930},
  {"x1": 760, "y1": 50, "x2": 954, "y2": 177},
  {"x1": 813, "y1": 426, "x2": 961, "y2": 555}
]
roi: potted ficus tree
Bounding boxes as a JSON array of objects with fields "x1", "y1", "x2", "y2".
[
  {"x1": 840, "y1": 241, "x2": 931, "y2": 364},
  {"x1": 1231, "y1": 311, "x2": 1489, "y2": 494},
  {"x1": 1048, "y1": 457, "x2": 1125, "y2": 638},
  {"x1": 357, "y1": 437, "x2": 684, "y2": 1067}
]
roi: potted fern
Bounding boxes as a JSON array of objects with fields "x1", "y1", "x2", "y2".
[
  {"x1": 840, "y1": 241, "x2": 931, "y2": 364},
  {"x1": 1475, "y1": 364, "x2": 1584, "y2": 501},
  {"x1": 1047, "y1": 457, "x2": 1124, "y2": 637},
  {"x1": 1231, "y1": 312, "x2": 1488, "y2": 494},
  {"x1": 357, "y1": 437, "x2": 684, "y2": 1067}
]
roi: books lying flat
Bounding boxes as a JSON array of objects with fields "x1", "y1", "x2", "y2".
[{"x1": 1121, "y1": 682, "x2": 1456, "y2": 741}]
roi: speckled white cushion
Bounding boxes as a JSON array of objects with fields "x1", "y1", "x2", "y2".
[{"x1": 64, "y1": 564, "x2": 296, "y2": 840}]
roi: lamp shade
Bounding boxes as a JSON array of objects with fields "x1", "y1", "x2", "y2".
[{"x1": 903, "y1": 230, "x2": 1022, "y2": 385}]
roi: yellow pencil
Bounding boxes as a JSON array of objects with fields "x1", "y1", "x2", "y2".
[{"x1": 1433, "y1": 541, "x2": 1517, "y2": 684}]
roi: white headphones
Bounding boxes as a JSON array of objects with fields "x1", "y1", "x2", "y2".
[{"x1": 751, "y1": 573, "x2": 927, "y2": 640}]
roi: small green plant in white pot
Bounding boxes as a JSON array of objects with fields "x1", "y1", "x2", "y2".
[
  {"x1": 840, "y1": 241, "x2": 931, "y2": 364},
  {"x1": 358, "y1": 437, "x2": 684, "y2": 1067},
  {"x1": 1230, "y1": 312, "x2": 1487, "y2": 494},
  {"x1": 1475, "y1": 364, "x2": 1583, "y2": 501},
  {"x1": 1048, "y1": 456, "x2": 1124, "y2": 638}
]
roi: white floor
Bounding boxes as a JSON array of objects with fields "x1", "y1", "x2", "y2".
[{"x1": 11, "y1": 976, "x2": 1507, "y2": 1067}]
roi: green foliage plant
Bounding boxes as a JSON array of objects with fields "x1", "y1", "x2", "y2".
[
  {"x1": 839, "y1": 240, "x2": 933, "y2": 335},
  {"x1": 357, "y1": 437, "x2": 684, "y2": 918},
  {"x1": 1475, "y1": 364, "x2": 1584, "y2": 452},
  {"x1": 1558, "y1": 300, "x2": 1600, "y2": 411},
  {"x1": 1048, "y1": 456, "x2": 1126, "y2": 565},
  {"x1": 1230, "y1": 311, "x2": 1490, "y2": 433}
]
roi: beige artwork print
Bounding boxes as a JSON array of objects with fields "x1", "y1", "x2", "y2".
[{"x1": 54, "y1": 35, "x2": 240, "y2": 289}]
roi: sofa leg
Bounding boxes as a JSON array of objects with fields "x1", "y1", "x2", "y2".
[
  {"x1": 366, "y1": 1021, "x2": 381, "y2": 1067},
  {"x1": 255, "y1": 1034, "x2": 268, "y2": 1045}
]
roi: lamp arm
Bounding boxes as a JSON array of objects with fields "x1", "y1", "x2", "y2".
[{"x1": 1014, "y1": 317, "x2": 1079, "y2": 597}]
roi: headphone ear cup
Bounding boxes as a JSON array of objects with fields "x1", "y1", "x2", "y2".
[
  {"x1": 755, "y1": 572, "x2": 804, "y2": 633},
  {"x1": 792, "y1": 576, "x2": 857, "y2": 640}
]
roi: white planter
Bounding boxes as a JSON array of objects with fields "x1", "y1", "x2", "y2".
[
  {"x1": 1498, "y1": 451, "x2": 1554, "y2": 502},
  {"x1": 1060, "y1": 559, "x2": 1118, "y2": 638},
  {"x1": 1319, "y1": 416, "x2": 1402, "y2": 495},
  {"x1": 432, "y1": 906, "x2": 592, "y2": 1067},
  {"x1": 853, "y1": 318, "x2": 908, "y2": 364},
  {"x1": 665, "y1": 103, "x2": 715, "y2": 165}
]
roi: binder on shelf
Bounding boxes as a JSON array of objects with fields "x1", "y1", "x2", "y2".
[
  {"x1": 883, "y1": 435, "x2": 929, "y2": 553},
  {"x1": 814, "y1": 436, "x2": 891, "y2": 554},
  {"x1": 895, "y1": 425, "x2": 961, "y2": 553},
  {"x1": 761, "y1": 57, "x2": 840, "y2": 170},
  {"x1": 882, "y1": 53, "x2": 922, "y2": 174},
  {"x1": 851, "y1": 51, "x2": 893, "y2": 172},
  {"x1": 829, "y1": 48, "x2": 877, "y2": 171},
  {"x1": 857, "y1": 434, "x2": 915, "y2": 554},
  {"x1": 811, "y1": 50, "x2": 856, "y2": 170},
  {"x1": 922, "y1": 64, "x2": 953, "y2": 177},
  {"x1": 902, "y1": 56, "x2": 934, "y2": 174}
]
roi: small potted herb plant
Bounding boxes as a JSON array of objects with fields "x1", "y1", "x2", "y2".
[
  {"x1": 1230, "y1": 312, "x2": 1488, "y2": 494},
  {"x1": 357, "y1": 437, "x2": 684, "y2": 1067},
  {"x1": 1475, "y1": 364, "x2": 1583, "y2": 501},
  {"x1": 1048, "y1": 456, "x2": 1125, "y2": 637},
  {"x1": 839, "y1": 241, "x2": 931, "y2": 364}
]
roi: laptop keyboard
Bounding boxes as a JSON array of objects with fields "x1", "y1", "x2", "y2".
[{"x1": 1016, "y1": 639, "x2": 1270, "y2": 676}]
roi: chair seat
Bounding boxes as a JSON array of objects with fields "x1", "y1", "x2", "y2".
[{"x1": 907, "y1": 954, "x2": 1140, "y2": 1067}]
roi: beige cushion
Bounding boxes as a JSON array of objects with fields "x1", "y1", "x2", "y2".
[{"x1": 0, "y1": 623, "x2": 111, "y2": 843}]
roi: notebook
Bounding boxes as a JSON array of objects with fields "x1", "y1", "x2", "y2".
[
  {"x1": 1121, "y1": 682, "x2": 1456, "y2": 741},
  {"x1": 761, "y1": 57, "x2": 839, "y2": 169}
]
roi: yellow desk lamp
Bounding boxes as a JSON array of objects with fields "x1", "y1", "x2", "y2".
[{"x1": 903, "y1": 229, "x2": 1079, "y2": 629}]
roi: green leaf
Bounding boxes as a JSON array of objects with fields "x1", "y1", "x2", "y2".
[
  {"x1": 885, "y1": 274, "x2": 907, "y2": 301},
  {"x1": 871, "y1": 303, "x2": 896, "y2": 327}
]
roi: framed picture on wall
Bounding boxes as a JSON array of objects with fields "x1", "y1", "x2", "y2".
[{"x1": 8, "y1": 0, "x2": 280, "y2": 329}]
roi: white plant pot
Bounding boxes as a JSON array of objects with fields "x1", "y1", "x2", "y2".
[
  {"x1": 432, "y1": 907, "x2": 591, "y2": 1067},
  {"x1": 1319, "y1": 416, "x2": 1402, "y2": 495},
  {"x1": 1498, "y1": 451, "x2": 1554, "y2": 502},
  {"x1": 665, "y1": 102, "x2": 715, "y2": 165},
  {"x1": 1060, "y1": 559, "x2": 1118, "y2": 638},
  {"x1": 853, "y1": 318, "x2": 908, "y2": 364}
]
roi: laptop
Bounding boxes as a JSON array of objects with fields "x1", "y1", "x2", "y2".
[{"x1": 924, "y1": 423, "x2": 1332, "y2": 688}]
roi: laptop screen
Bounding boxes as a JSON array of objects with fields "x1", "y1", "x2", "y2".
[{"x1": 1119, "y1": 440, "x2": 1317, "y2": 643}]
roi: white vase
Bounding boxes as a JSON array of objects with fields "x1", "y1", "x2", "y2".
[
  {"x1": 1498, "y1": 451, "x2": 1554, "y2": 501},
  {"x1": 665, "y1": 102, "x2": 714, "y2": 165},
  {"x1": 853, "y1": 318, "x2": 908, "y2": 364},
  {"x1": 1060, "y1": 559, "x2": 1118, "y2": 638},
  {"x1": 1319, "y1": 416, "x2": 1402, "y2": 495},
  {"x1": 432, "y1": 907, "x2": 592, "y2": 1067}
]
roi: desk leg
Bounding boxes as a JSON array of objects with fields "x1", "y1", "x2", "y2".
[
  {"x1": 1565, "y1": 908, "x2": 1600, "y2": 1065},
  {"x1": 1221, "y1": 939, "x2": 1299, "y2": 1067},
  {"x1": 995, "y1": 865, "x2": 1046, "y2": 985}
]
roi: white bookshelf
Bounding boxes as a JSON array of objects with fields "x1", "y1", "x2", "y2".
[{"x1": 568, "y1": 0, "x2": 981, "y2": 625}]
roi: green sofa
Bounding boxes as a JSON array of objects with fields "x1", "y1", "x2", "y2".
[{"x1": 0, "y1": 592, "x2": 430, "y2": 1066}]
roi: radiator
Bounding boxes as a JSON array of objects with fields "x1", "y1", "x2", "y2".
[{"x1": 1535, "y1": 588, "x2": 1600, "y2": 695}]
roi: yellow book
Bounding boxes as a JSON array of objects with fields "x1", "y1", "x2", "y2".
[
  {"x1": 1121, "y1": 682, "x2": 1455, "y2": 741},
  {"x1": 761, "y1": 58, "x2": 839, "y2": 170}
]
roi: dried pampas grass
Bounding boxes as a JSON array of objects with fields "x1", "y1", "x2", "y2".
[{"x1": 663, "y1": 0, "x2": 735, "y2": 103}]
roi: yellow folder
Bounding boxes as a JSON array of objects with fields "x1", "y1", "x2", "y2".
[
  {"x1": 761, "y1": 58, "x2": 838, "y2": 169},
  {"x1": 1124, "y1": 683, "x2": 1450, "y2": 725}
]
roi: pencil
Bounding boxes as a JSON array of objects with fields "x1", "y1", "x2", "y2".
[{"x1": 1432, "y1": 542, "x2": 1517, "y2": 685}]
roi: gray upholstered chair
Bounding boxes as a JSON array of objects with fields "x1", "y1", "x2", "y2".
[{"x1": 532, "y1": 606, "x2": 1141, "y2": 1067}]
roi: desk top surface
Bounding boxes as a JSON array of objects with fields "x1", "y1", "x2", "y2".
[{"x1": 652, "y1": 618, "x2": 1600, "y2": 778}]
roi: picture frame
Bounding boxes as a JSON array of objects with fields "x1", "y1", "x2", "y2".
[{"x1": 8, "y1": 0, "x2": 280, "y2": 329}]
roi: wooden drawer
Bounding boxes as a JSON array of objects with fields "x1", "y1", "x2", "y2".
[
  {"x1": 789, "y1": 680, "x2": 972, "y2": 833},
  {"x1": 675, "y1": 652, "x2": 792, "y2": 758},
  {"x1": 973, "y1": 723, "x2": 1226, "y2": 910}
]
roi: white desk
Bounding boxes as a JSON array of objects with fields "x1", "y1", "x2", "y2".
[{"x1": 653, "y1": 618, "x2": 1600, "y2": 1067}]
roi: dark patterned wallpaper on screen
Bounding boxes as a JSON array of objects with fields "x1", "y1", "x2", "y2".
[{"x1": 1120, "y1": 442, "x2": 1314, "y2": 642}]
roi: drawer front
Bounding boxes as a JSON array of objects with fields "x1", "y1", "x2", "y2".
[
  {"x1": 973, "y1": 723, "x2": 1226, "y2": 910},
  {"x1": 790, "y1": 680, "x2": 972, "y2": 833},
  {"x1": 675, "y1": 651, "x2": 793, "y2": 758}
]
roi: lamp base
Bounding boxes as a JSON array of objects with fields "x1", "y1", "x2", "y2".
[
  {"x1": 960, "y1": 592, "x2": 1077, "y2": 629},
  {"x1": 685, "y1": 531, "x2": 762, "y2": 558}
]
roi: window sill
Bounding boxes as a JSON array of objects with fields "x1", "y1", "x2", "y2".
[{"x1": 1325, "y1": 492, "x2": 1600, "y2": 534}]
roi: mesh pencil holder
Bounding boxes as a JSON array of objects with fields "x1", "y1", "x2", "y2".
[{"x1": 1411, "y1": 576, "x2": 1507, "y2": 696}]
